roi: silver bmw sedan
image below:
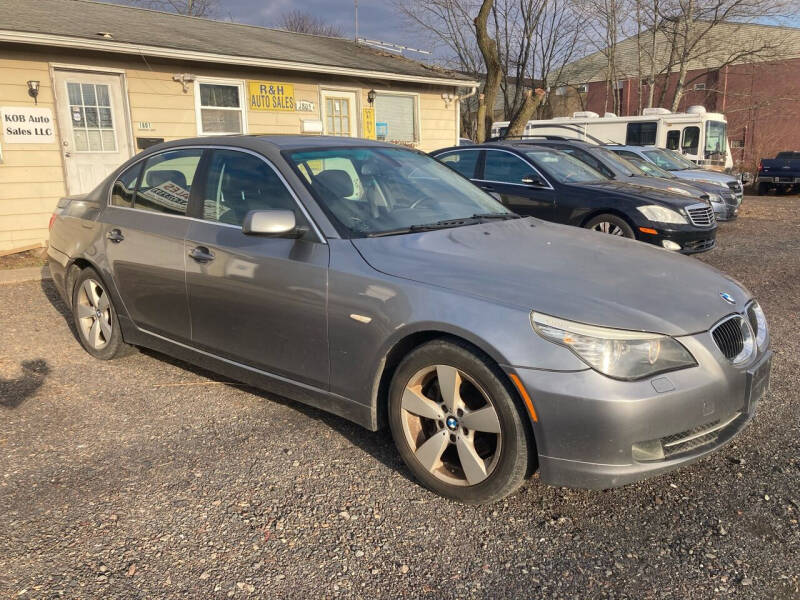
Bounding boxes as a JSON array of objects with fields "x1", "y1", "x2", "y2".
[{"x1": 47, "y1": 136, "x2": 771, "y2": 504}]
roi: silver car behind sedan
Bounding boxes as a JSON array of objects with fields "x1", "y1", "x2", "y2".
[{"x1": 48, "y1": 136, "x2": 771, "y2": 504}]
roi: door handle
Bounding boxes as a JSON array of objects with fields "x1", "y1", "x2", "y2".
[
  {"x1": 189, "y1": 246, "x2": 215, "y2": 263},
  {"x1": 106, "y1": 229, "x2": 124, "y2": 243}
]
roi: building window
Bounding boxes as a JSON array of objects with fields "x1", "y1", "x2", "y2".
[
  {"x1": 694, "y1": 82, "x2": 706, "y2": 91},
  {"x1": 555, "y1": 86, "x2": 567, "y2": 96},
  {"x1": 195, "y1": 79, "x2": 246, "y2": 135},
  {"x1": 577, "y1": 84, "x2": 588, "y2": 94},
  {"x1": 374, "y1": 93, "x2": 418, "y2": 143}
]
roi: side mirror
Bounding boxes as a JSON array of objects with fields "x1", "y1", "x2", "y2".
[
  {"x1": 521, "y1": 173, "x2": 546, "y2": 187},
  {"x1": 242, "y1": 210, "x2": 304, "y2": 238},
  {"x1": 488, "y1": 191, "x2": 503, "y2": 202}
]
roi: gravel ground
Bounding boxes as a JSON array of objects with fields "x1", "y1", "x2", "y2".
[{"x1": 1, "y1": 196, "x2": 798, "y2": 599}]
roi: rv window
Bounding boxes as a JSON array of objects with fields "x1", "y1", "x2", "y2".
[
  {"x1": 625, "y1": 122, "x2": 657, "y2": 145},
  {"x1": 666, "y1": 130, "x2": 680, "y2": 150},
  {"x1": 681, "y1": 126, "x2": 700, "y2": 155},
  {"x1": 704, "y1": 121, "x2": 727, "y2": 157}
]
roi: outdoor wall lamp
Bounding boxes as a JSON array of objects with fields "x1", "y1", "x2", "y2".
[
  {"x1": 27, "y1": 80, "x2": 40, "y2": 104},
  {"x1": 367, "y1": 89, "x2": 376, "y2": 104},
  {"x1": 172, "y1": 73, "x2": 196, "y2": 93},
  {"x1": 441, "y1": 92, "x2": 455, "y2": 107}
]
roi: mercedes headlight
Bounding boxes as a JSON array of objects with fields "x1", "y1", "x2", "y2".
[
  {"x1": 707, "y1": 193, "x2": 722, "y2": 204},
  {"x1": 531, "y1": 312, "x2": 696, "y2": 380},
  {"x1": 636, "y1": 205, "x2": 687, "y2": 224},
  {"x1": 747, "y1": 301, "x2": 768, "y2": 351}
]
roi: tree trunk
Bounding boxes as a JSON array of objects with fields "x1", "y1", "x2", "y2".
[
  {"x1": 505, "y1": 88, "x2": 546, "y2": 137},
  {"x1": 475, "y1": 0, "x2": 502, "y2": 142}
]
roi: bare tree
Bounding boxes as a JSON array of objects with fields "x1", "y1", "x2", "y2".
[
  {"x1": 474, "y1": 0, "x2": 503, "y2": 142},
  {"x1": 121, "y1": 0, "x2": 219, "y2": 16},
  {"x1": 278, "y1": 9, "x2": 344, "y2": 37}
]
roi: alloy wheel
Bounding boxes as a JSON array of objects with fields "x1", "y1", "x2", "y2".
[
  {"x1": 75, "y1": 279, "x2": 112, "y2": 350},
  {"x1": 400, "y1": 365, "x2": 502, "y2": 486},
  {"x1": 592, "y1": 221, "x2": 625, "y2": 235}
]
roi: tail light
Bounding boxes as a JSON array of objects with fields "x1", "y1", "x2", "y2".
[
  {"x1": 757, "y1": 160, "x2": 763, "y2": 172},
  {"x1": 48, "y1": 213, "x2": 57, "y2": 230}
]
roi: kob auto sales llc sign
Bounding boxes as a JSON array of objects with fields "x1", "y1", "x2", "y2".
[{"x1": 1, "y1": 107, "x2": 55, "y2": 143}]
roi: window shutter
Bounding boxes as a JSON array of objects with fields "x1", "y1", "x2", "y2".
[{"x1": 374, "y1": 95, "x2": 416, "y2": 142}]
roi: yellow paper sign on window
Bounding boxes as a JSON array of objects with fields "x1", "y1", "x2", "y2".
[
  {"x1": 362, "y1": 107, "x2": 376, "y2": 140},
  {"x1": 249, "y1": 81, "x2": 295, "y2": 111}
]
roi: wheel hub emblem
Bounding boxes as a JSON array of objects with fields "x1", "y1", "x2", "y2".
[{"x1": 445, "y1": 416, "x2": 459, "y2": 431}]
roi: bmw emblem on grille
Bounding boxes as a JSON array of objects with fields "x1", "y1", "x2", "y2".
[{"x1": 720, "y1": 292, "x2": 736, "y2": 305}]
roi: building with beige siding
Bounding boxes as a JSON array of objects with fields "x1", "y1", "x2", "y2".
[{"x1": 0, "y1": 0, "x2": 476, "y2": 252}]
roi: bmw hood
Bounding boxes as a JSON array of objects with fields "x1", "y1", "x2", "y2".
[{"x1": 352, "y1": 218, "x2": 747, "y2": 336}]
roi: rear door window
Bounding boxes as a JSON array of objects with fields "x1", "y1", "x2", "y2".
[
  {"x1": 135, "y1": 149, "x2": 203, "y2": 216},
  {"x1": 438, "y1": 150, "x2": 480, "y2": 179},
  {"x1": 200, "y1": 149, "x2": 297, "y2": 226}
]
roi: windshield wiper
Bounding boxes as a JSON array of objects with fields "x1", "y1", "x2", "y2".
[
  {"x1": 367, "y1": 213, "x2": 518, "y2": 237},
  {"x1": 470, "y1": 212, "x2": 521, "y2": 220}
]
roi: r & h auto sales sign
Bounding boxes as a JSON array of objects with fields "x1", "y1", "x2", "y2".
[{"x1": 1, "y1": 107, "x2": 55, "y2": 143}]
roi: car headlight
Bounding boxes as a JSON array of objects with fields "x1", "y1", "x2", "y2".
[
  {"x1": 706, "y1": 193, "x2": 722, "y2": 204},
  {"x1": 531, "y1": 312, "x2": 697, "y2": 380},
  {"x1": 636, "y1": 205, "x2": 688, "y2": 224},
  {"x1": 747, "y1": 301, "x2": 768, "y2": 350}
]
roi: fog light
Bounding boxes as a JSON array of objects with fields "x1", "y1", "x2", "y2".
[
  {"x1": 662, "y1": 240, "x2": 681, "y2": 251},
  {"x1": 632, "y1": 439, "x2": 665, "y2": 462}
]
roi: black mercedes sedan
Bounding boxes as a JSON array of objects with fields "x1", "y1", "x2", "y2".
[{"x1": 432, "y1": 143, "x2": 717, "y2": 254}]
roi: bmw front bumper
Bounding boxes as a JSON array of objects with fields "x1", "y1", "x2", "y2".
[{"x1": 510, "y1": 334, "x2": 771, "y2": 490}]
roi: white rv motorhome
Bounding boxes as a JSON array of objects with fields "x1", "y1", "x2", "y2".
[{"x1": 491, "y1": 106, "x2": 732, "y2": 170}]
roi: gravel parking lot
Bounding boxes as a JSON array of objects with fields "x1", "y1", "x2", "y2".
[{"x1": 1, "y1": 196, "x2": 798, "y2": 599}]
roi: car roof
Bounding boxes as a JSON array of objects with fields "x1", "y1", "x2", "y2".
[{"x1": 140, "y1": 134, "x2": 402, "y2": 156}]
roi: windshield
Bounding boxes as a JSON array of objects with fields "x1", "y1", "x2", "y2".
[
  {"x1": 625, "y1": 154, "x2": 675, "y2": 179},
  {"x1": 594, "y1": 147, "x2": 645, "y2": 176},
  {"x1": 287, "y1": 147, "x2": 511, "y2": 237},
  {"x1": 523, "y1": 148, "x2": 606, "y2": 183},
  {"x1": 643, "y1": 148, "x2": 694, "y2": 171},
  {"x1": 705, "y1": 121, "x2": 727, "y2": 157}
]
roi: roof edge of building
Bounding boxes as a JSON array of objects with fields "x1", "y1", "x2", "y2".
[{"x1": 0, "y1": 29, "x2": 478, "y2": 88}]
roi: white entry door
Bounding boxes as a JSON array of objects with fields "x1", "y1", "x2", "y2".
[
  {"x1": 54, "y1": 70, "x2": 132, "y2": 194},
  {"x1": 321, "y1": 90, "x2": 357, "y2": 137}
]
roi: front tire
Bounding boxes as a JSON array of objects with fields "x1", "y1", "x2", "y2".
[
  {"x1": 71, "y1": 267, "x2": 132, "y2": 360},
  {"x1": 388, "y1": 340, "x2": 533, "y2": 504},
  {"x1": 584, "y1": 214, "x2": 635, "y2": 238}
]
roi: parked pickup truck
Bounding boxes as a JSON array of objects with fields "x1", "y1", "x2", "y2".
[{"x1": 756, "y1": 152, "x2": 800, "y2": 195}]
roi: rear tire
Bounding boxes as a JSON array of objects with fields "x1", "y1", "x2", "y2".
[
  {"x1": 71, "y1": 267, "x2": 132, "y2": 360},
  {"x1": 756, "y1": 182, "x2": 768, "y2": 196},
  {"x1": 388, "y1": 340, "x2": 533, "y2": 504},
  {"x1": 584, "y1": 214, "x2": 635, "y2": 239}
]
